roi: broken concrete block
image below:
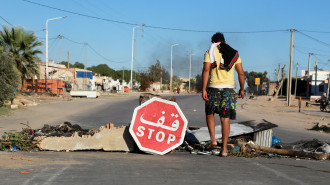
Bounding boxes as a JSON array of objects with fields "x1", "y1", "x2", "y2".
[
  {"x1": 36, "y1": 126, "x2": 134, "y2": 152},
  {"x1": 3, "y1": 100, "x2": 11, "y2": 106},
  {"x1": 11, "y1": 104, "x2": 18, "y2": 110}
]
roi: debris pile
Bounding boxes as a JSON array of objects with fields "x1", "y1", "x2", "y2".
[
  {"x1": 179, "y1": 124, "x2": 330, "y2": 160},
  {"x1": 0, "y1": 122, "x2": 134, "y2": 152},
  {"x1": 32, "y1": 122, "x2": 91, "y2": 137},
  {"x1": 310, "y1": 122, "x2": 330, "y2": 133},
  {"x1": 0, "y1": 132, "x2": 34, "y2": 151}
]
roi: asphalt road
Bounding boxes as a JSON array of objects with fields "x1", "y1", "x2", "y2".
[
  {"x1": 0, "y1": 93, "x2": 329, "y2": 185},
  {"x1": 0, "y1": 151, "x2": 329, "y2": 185}
]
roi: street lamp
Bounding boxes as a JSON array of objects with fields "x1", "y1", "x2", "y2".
[
  {"x1": 130, "y1": 24, "x2": 144, "y2": 89},
  {"x1": 45, "y1": 16, "x2": 67, "y2": 91},
  {"x1": 170, "y1": 44, "x2": 179, "y2": 92},
  {"x1": 327, "y1": 59, "x2": 330, "y2": 99},
  {"x1": 189, "y1": 53, "x2": 195, "y2": 93}
]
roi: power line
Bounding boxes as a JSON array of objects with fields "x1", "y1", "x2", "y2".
[
  {"x1": 298, "y1": 29, "x2": 330, "y2": 34},
  {"x1": 63, "y1": 36, "x2": 127, "y2": 63},
  {"x1": 295, "y1": 30, "x2": 330, "y2": 48},
  {"x1": 87, "y1": 44, "x2": 128, "y2": 64},
  {"x1": 0, "y1": 15, "x2": 13, "y2": 26},
  {"x1": 63, "y1": 36, "x2": 84, "y2": 45},
  {"x1": 22, "y1": 0, "x2": 289, "y2": 33},
  {"x1": 293, "y1": 45, "x2": 330, "y2": 57}
]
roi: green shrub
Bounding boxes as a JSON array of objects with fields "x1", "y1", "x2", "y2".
[{"x1": 0, "y1": 52, "x2": 20, "y2": 107}]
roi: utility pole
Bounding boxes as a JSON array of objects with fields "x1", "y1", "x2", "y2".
[
  {"x1": 160, "y1": 65, "x2": 162, "y2": 90},
  {"x1": 287, "y1": 28, "x2": 294, "y2": 106},
  {"x1": 189, "y1": 52, "x2": 195, "y2": 93},
  {"x1": 327, "y1": 72, "x2": 330, "y2": 100},
  {"x1": 315, "y1": 60, "x2": 318, "y2": 95},
  {"x1": 122, "y1": 67, "x2": 125, "y2": 83},
  {"x1": 67, "y1": 51, "x2": 70, "y2": 68},
  {"x1": 84, "y1": 43, "x2": 88, "y2": 91},
  {"x1": 170, "y1": 44, "x2": 179, "y2": 92},
  {"x1": 306, "y1": 53, "x2": 312, "y2": 98},
  {"x1": 58, "y1": 34, "x2": 63, "y2": 63},
  {"x1": 130, "y1": 25, "x2": 145, "y2": 89},
  {"x1": 294, "y1": 63, "x2": 298, "y2": 98}
]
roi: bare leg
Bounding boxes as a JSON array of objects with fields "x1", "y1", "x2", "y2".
[
  {"x1": 220, "y1": 117, "x2": 230, "y2": 156},
  {"x1": 206, "y1": 114, "x2": 217, "y2": 147}
]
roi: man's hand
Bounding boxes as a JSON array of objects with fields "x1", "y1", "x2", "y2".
[
  {"x1": 202, "y1": 89, "x2": 209, "y2": 102},
  {"x1": 238, "y1": 89, "x2": 245, "y2": 99}
]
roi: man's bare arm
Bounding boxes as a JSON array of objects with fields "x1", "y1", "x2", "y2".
[
  {"x1": 235, "y1": 63, "x2": 245, "y2": 99},
  {"x1": 202, "y1": 62, "x2": 211, "y2": 101}
]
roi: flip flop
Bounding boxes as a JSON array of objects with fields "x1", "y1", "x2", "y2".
[{"x1": 204, "y1": 144, "x2": 221, "y2": 151}]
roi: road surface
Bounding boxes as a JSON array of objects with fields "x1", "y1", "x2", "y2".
[{"x1": 0, "y1": 93, "x2": 329, "y2": 185}]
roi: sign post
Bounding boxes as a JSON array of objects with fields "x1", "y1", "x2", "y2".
[
  {"x1": 255, "y1": 78, "x2": 260, "y2": 96},
  {"x1": 129, "y1": 97, "x2": 188, "y2": 155}
]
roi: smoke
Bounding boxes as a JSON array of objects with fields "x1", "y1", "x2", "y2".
[{"x1": 145, "y1": 35, "x2": 210, "y2": 78}]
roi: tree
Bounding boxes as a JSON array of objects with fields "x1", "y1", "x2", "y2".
[
  {"x1": 58, "y1": 61, "x2": 69, "y2": 68},
  {"x1": 244, "y1": 71, "x2": 269, "y2": 94},
  {"x1": 149, "y1": 60, "x2": 162, "y2": 82},
  {"x1": 0, "y1": 52, "x2": 20, "y2": 106},
  {"x1": 171, "y1": 75, "x2": 182, "y2": 91},
  {"x1": 72, "y1": 61, "x2": 85, "y2": 69},
  {"x1": 87, "y1": 64, "x2": 116, "y2": 77},
  {"x1": 0, "y1": 25, "x2": 42, "y2": 88},
  {"x1": 161, "y1": 68, "x2": 170, "y2": 85},
  {"x1": 195, "y1": 74, "x2": 203, "y2": 92},
  {"x1": 274, "y1": 65, "x2": 286, "y2": 97},
  {"x1": 139, "y1": 72, "x2": 151, "y2": 91}
]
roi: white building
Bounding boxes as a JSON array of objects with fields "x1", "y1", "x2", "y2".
[{"x1": 306, "y1": 70, "x2": 330, "y2": 96}]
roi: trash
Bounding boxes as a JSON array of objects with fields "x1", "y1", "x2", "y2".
[
  {"x1": 185, "y1": 120, "x2": 277, "y2": 145},
  {"x1": 233, "y1": 146, "x2": 241, "y2": 152},
  {"x1": 272, "y1": 136, "x2": 281, "y2": 145},
  {"x1": 315, "y1": 143, "x2": 330, "y2": 153},
  {"x1": 19, "y1": 171, "x2": 29, "y2": 174},
  {"x1": 309, "y1": 122, "x2": 330, "y2": 133},
  {"x1": 191, "y1": 151, "x2": 212, "y2": 155},
  {"x1": 33, "y1": 122, "x2": 91, "y2": 137},
  {"x1": 240, "y1": 140, "x2": 330, "y2": 160},
  {"x1": 181, "y1": 125, "x2": 330, "y2": 160},
  {"x1": 0, "y1": 132, "x2": 33, "y2": 151}
]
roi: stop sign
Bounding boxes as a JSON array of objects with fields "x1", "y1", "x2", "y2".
[{"x1": 129, "y1": 97, "x2": 188, "y2": 155}]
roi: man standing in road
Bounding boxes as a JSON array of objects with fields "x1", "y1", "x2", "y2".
[{"x1": 202, "y1": 32, "x2": 245, "y2": 156}]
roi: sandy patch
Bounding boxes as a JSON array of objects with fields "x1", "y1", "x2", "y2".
[{"x1": 0, "y1": 152, "x2": 83, "y2": 169}]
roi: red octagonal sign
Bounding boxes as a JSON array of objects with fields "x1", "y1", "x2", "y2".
[{"x1": 129, "y1": 97, "x2": 188, "y2": 155}]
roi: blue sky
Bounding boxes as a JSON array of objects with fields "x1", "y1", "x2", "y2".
[{"x1": 1, "y1": 0, "x2": 330, "y2": 80}]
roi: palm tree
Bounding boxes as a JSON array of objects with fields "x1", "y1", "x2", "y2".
[{"x1": 0, "y1": 25, "x2": 42, "y2": 88}]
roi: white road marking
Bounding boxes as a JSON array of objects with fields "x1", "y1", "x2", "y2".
[
  {"x1": 42, "y1": 165, "x2": 70, "y2": 185},
  {"x1": 21, "y1": 165, "x2": 70, "y2": 185},
  {"x1": 247, "y1": 159, "x2": 308, "y2": 185}
]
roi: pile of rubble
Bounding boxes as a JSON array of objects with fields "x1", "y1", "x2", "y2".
[
  {"x1": 1, "y1": 93, "x2": 329, "y2": 160},
  {"x1": 32, "y1": 122, "x2": 91, "y2": 137},
  {"x1": 180, "y1": 126, "x2": 330, "y2": 160},
  {"x1": 1, "y1": 121, "x2": 329, "y2": 160},
  {"x1": 310, "y1": 122, "x2": 330, "y2": 133}
]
